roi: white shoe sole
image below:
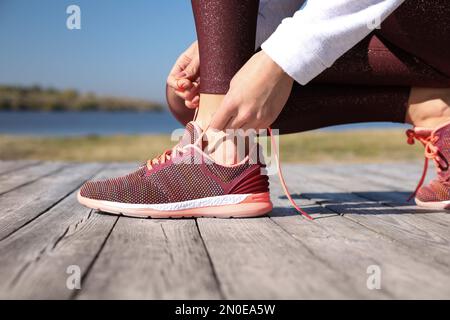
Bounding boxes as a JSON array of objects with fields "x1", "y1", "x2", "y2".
[
  {"x1": 415, "y1": 198, "x2": 450, "y2": 210},
  {"x1": 77, "y1": 191, "x2": 273, "y2": 218}
]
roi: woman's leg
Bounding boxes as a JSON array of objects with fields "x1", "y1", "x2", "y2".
[
  {"x1": 273, "y1": 31, "x2": 450, "y2": 134},
  {"x1": 191, "y1": 0, "x2": 259, "y2": 129},
  {"x1": 272, "y1": 84, "x2": 410, "y2": 134},
  {"x1": 406, "y1": 88, "x2": 450, "y2": 128},
  {"x1": 273, "y1": 0, "x2": 450, "y2": 134},
  {"x1": 170, "y1": 0, "x2": 450, "y2": 134},
  {"x1": 272, "y1": 84, "x2": 450, "y2": 134}
]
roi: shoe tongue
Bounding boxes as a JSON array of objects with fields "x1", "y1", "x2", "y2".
[{"x1": 179, "y1": 121, "x2": 203, "y2": 147}]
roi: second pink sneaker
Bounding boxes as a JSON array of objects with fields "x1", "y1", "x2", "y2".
[{"x1": 407, "y1": 121, "x2": 450, "y2": 209}]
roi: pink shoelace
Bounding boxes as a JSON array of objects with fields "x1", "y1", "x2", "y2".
[
  {"x1": 147, "y1": 149, "x2": 173, "y2": 170},
  {"x1": 146, "y1": 145, "x2": 186, "y2": 170},
  {"x1": 268, "y1": 127, "x2": 313, "y2": 220},
  {"x1": 149, "y1": 120, "x2": 313, "y2": 220},
  {"x1": 406, "y1": 129, "x2": 449, "y2": 201},
  {"x1": 200, "y1": 113, "x2": 313, "y2": 219}
]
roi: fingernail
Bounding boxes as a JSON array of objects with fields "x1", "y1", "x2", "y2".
[
  {"x1": 192, "y1": 96, "x2": 199, "y2": 103},
  {"x1": 175, "y1": 71, "x2": 187, "y2": 79},
  {"x1": 176, "y1": 79, "x2": 186, "y2": 90}
]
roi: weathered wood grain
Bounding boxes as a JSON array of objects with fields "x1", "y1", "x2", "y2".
[
  {"x1": 196, "y1": 216, "x2": 362, "y2": 299},
  {"x1": 0, "y1": 165, "x2": 131, "y2": 299},
  {"x1": 0, "y1": 162, "x2": 68, "y2": 195},
  {"x1": 0, "y1": 163, "x2": 104, "y2": 240},
  {"x1": 269, "y1": 179, "x2": 450, "y2": 299},
  {"x1": 0, "y1": 160, "x2": 449, "y2": 299},
  {"x1": 324, "y1": 163, "x2": 450, "y2": 225},
  {"x1": 343, "y1": 163, "x2": 450, "y2": 226},
  {"x1": 283, "y1": 165, "x2": 450, "y2": 269},
  {"x1": 0, "y1": 160, "x2": 41, "y2": 176},
  {"x1": 77, "y1": 218, "x2": 222, "y2": 300}
]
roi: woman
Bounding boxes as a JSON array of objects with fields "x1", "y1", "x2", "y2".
[{"x1": 77, "y1": 0, "x2": 450, "y2": 218}]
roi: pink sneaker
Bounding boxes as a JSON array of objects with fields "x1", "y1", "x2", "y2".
[
  {"x1": 407, "y1": 121, "x2": 450, "y2": 209},
  {"x1": 77, "y1": 122, "x2": 272, "y2": 218}
]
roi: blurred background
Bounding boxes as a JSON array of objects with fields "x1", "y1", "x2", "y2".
[{"x1": 0, "y1": 0, "x2": 419, "y2": 163}]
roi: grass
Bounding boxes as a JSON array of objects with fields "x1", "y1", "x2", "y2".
[{"x1": 0, "y1": 129, "x2": 423, "y2": 163}]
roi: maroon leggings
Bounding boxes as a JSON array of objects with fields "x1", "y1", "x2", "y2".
[{"x1": 169, "y1": 0, "x2": 450, "y2": 134}]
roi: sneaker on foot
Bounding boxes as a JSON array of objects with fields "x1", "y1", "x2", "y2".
[
  {"x1": 77, "y1": 122, "x2": 272, "y2": 218},
  {"x1": 407, "y1": 121, "x2": 450, "y2": 209}
]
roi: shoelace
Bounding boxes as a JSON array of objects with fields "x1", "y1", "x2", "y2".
[
  {"x1": 146, "y1": 123, "x2": 313, "y2": 220},
  {"x1": 406, "y1": 129, "x2": 449, "y2": 201},
  {"x1": 201, "y1": 124, "x2": 313, "y2": 220},
  {"x1": 146, "y1": 145, "x2": 184, "y2": 170},
  {"x1": 268, "y1": 127, "x2": 313, "y2": 220}
]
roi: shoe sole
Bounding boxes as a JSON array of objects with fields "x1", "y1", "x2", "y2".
[
  {"x1": 77, "y1": 191, "x2": 272, "y2": 218},
  {"x1": 415, "y1": 198, "x2": 450, "y2": 210}
]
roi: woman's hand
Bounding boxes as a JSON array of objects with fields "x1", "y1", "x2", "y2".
[
  {"x1": 210, "y1": 50, "x2": 294, "y2": 131},
  {"x1": 166, "y1": 41, "x2": 200, "y2": 109}
]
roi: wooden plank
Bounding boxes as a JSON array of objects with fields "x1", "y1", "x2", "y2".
[
  {"x1": 196, "y1": 216, "x2": 363, "y2": 299},
  {"x1": 312, "y1": 163, "x2": 450, "y2": 234},
  {"x1": 284, "y1": 165, "x2": 450, "y2": 269},
  {"x1": 0, "y1": 162, "x2": 104, "y2": 241},
  {"x1": 321, "y1": 163, "x2": 450, "y2": 228},
  {"x1": 0, "y1": 160, "x2": 41, "y2": 176},
  {"x1": 269, "y1": 179, "x2": 450, "y2": 299},
  {"x1": 2, "y1": 160, "x2": 448, "y2": 299},
  {"x1": 344, "y1": 164, "x2": 450, "y2": 226},
  {"x1": 77, "y1": 218, "x2": 222, "y2": 300},
  {"x1": 0, "y1": 165, "x2": 131, "y2": 299},
  {"x1": 360, "y1": 162, "x2": 434, "y2": 185},
  {"x1": 0, "y1": 162, "x2": 68, "y2": 195},
  {"x1": 294, "y1": 163, "x2": 447, "y2": 220}
]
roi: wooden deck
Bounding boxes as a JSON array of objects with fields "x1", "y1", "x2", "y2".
[{"x1": 0, "y1": 160, "x2": 449, "y2": 299}]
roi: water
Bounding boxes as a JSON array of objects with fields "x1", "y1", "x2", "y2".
[
  {"x1": 321, "y1": 122, "x2": 410, "y2": 131},
  {"x1": 0, "y1": 111, "x2": 181, "y2": 136},
  {"x1": 0, "y1": 111, "x2": 409, "y2": 136}
]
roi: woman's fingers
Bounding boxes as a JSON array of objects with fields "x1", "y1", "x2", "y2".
[
  {"x1": 184, "y1": 82, "x2": 199, "y2": 100},
  {"x1": 167, "y1": 76, "x2": 191, "y2": 91},
  {"x1": 166, "y1": 41, "x2": 201, "y2": 111},
  {"x1": 227, "y1": 114, "x2": 248, "y2": 129},
  {"x1": 210, "y1": 98, "x2": 237, "y2": 130},
  {"x1": 167, "y1": 56, "x2": 200, "y2": 92},
  {"x1": 209, "y1": 110, "x2": 233, "y2": 131},
  {"x1": 174, "y1": 81, "x2": 199, "y2": 99},
  {"x1": 184, "y1": 56, "x2": 200, "y2": 80},
  {"x1": 185, "y1": 95, "x2": 200, "y2": 109},
  {"x1": 168, "y1": 54, "x2": 192, "y2": 80}
]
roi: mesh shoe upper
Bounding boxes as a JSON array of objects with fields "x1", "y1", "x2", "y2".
[
  {"x1": 80, "y1": 166, "x2": 169, "y2": 204},
  {"x1": 79, "y1": 122, "x2": 269, "y2": 204},
  {"x1": 408, "y1": 121, "x2": 450, "y2": 203},
  {"x1": 415, "y1": 179, "x2": 450, "y2": 202}
]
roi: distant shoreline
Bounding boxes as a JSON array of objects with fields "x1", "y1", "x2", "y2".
[
  {"x1": 0, "y1": 109, "x2": 165, "y2": 113},
  {"x1": 0, "y1": 85, "x2": 165, "y2": 112}
]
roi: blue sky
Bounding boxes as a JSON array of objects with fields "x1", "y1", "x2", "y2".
[{"x1": 0, "y1": 0, "x2": 197, "y2": 103}]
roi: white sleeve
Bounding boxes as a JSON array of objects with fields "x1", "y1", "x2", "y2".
[{"x1": 261, "y1": 0, "x2": 405, "y2": 85}]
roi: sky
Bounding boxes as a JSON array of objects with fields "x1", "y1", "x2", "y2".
[{"x1": 0, "y1": 0, "x2": 197, "y2": 103}]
